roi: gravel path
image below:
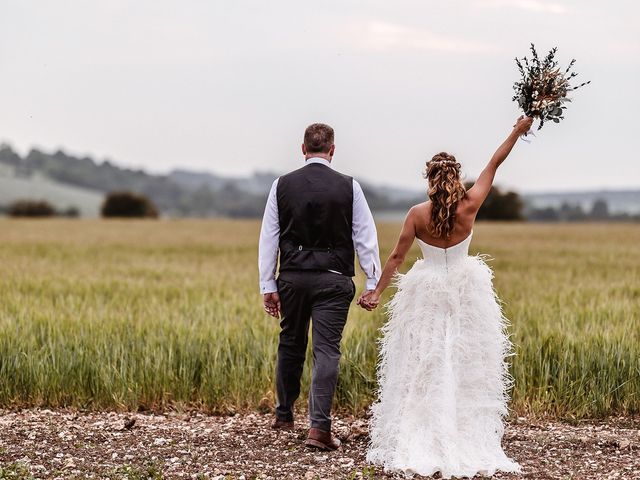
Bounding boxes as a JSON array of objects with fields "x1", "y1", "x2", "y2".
[{"x1": 0, "y1": 410, "x2": 638, "y2": 479}]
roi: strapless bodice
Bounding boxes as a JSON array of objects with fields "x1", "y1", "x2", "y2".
[{"x1": 416, "y1": 231, "x2": 473, "y2": 269}]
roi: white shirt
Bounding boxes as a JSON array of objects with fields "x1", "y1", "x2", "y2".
[{"x1": 258, "y1": 157, "x2": 381, "y2": 294}]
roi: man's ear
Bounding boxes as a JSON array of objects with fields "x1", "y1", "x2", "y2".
[
  {"x1": 329, "y1": 145, "x2": 335, "y2": 157},
  {"x1": 301, "y1": 143, "x2": 307, "y2": 156}
]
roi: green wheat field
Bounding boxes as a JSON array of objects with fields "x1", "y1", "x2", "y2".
[{"x1": 0, "y1": 220, "x2": 638, "y2": 419}]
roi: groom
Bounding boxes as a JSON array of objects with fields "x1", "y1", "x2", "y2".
[{"x1": 258, "y1": 123, "x2": 381, "y2": 450}]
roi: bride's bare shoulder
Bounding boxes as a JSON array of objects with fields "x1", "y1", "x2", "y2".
[
  {"x1": 408, "y1": 201, "x2": 430, "y2": 217},
  {"x1": 411, "y1": 201, "x2": 430, "y2": 211}
]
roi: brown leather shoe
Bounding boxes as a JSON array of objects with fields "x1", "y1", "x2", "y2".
[
  {"x1": 271, "y1": 418, "x2": 294, "y2": 430},
  {"x1": 304, "y1": 427, "x2": 342, "y2": 451}
]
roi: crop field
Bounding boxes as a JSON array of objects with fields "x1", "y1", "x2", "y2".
[{"x1": 0, "y1": 220, "x2": 638, "y2": 419}]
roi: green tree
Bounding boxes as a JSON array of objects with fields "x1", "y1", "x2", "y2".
[
  {"x1": 590, "y1": 198, "x2": 610, "y2": 219},
  {"x1": 464, "y1": 183, "x2": 523, "y2": 220},
  {"x1": 101, "y1": 191, "x2": 158, "y2": 218},
  {"x1": 7, "y1": 200, "x2": 56, "y2": 217}
]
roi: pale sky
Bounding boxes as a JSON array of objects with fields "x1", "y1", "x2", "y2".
[{"x1": 1, "y1": 0, "x2": 638, "y2": 192}]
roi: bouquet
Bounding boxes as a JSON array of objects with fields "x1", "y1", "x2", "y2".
[{"x1": 512, "y1": 44, "x2": 590, "y2": 138}]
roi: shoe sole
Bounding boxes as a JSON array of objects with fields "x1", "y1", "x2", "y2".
[{"x1": 304, "y1": 438, "x2": 340, "y2": 451}]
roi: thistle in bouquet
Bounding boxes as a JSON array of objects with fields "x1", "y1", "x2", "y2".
[{"x1": 512, "y1": 44, "x2": 590, "y2": 139}]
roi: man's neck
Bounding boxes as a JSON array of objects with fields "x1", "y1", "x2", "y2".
[{"x1": 305, "y1": 154, "x2": 332, "y2": 163}]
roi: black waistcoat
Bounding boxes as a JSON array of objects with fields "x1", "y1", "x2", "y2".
[{"x1": 277, "y1": 162, "x2": 355, "y2": 276}]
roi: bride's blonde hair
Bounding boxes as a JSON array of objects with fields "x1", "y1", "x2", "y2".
[{"x1": 424, "y1": 152, "x2": 466, "y2": 239}]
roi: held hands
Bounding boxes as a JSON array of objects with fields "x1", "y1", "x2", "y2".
[
  {"x1": 357, "y1": 290, "x2": 381, "y2": 311},
  {"x1": 513, "y1": 115, "x2": 534, "y2": 136},
  {"x1": 265, "y1": 289, "x2": 379, "y2": 317},
  {"x1": 263, "y1": 292, "x2": 281, "y2": 318}
]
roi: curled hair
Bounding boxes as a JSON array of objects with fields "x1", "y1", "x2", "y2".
[{"x1": 424, "y1": 152, "x2": 466, "y2": 239}]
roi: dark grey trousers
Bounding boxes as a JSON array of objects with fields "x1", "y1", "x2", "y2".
[{"x1": 274, "y1": 270, "x2": 355, "y2": 431}]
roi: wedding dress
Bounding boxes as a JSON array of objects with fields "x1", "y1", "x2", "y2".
[{"x1": 366, "y1": 232, "x2": 521, "y2": 478}]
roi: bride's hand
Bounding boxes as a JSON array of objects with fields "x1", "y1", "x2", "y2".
[{"x1": 513, "y1": 115, "x2": 534, "y2": 135}]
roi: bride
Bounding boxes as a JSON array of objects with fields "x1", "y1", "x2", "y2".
[{"x1": 358, "y1": 116, "x2": 533, "y2": 478}]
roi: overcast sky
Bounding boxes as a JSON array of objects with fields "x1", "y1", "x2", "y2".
[{"x1": 1, "y1": 0, "x2": 638, "y2": 192}]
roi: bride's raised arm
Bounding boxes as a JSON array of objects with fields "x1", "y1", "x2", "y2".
[
  {"x1": 465, "y1": 116, "x2": 533, "y2": 212},
  {"x1": 357, "y1": 208, "x2": 417, "y2": 310}
]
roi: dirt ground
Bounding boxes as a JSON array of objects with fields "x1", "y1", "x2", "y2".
[{"x1": 0, "y1": 409, "x2": 638, "y2": 479}]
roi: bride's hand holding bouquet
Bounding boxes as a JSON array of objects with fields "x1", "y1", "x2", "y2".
[{"x1": 513, "y1": 115, "x2": 534, "y2": 136}]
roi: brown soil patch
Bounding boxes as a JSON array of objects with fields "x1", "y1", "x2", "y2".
[{"x1": 0, "y1": 410, "x2": 638, "y2": 479}]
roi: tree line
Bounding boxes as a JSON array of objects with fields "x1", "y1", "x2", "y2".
[
  {"x1": 3, "y1": 193, "x2": 157, "y2": 218},
  {"x1": 1, "y1": 143, "x2": 636, "y2": 221},
  {"x1": 2, "y1": 187, "x2": 528, "y2": 220},
  {"x1": 0, "y1": 144, "x2": 270, "y2": 217},
  {"x1": 527, "y1": 199, "x2": 639, "y2": 222}
]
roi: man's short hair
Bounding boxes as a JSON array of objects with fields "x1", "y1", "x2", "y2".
[{"x1": 304, "y1": 123, "x2": 334, "y2": 154}]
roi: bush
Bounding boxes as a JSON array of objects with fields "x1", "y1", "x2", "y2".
[
  {"x1": 101, "y1": 191, "x2": 158, "y2": 218},
  {"x1": 7, "y1": 200, "x2": 56, "y2": 217},
  {"x1": 464, "y1": 183, "x2": 524, "y2": 220},
  {"x1": 527, "y1": 207, "x2": 560, "y2": 221},
  {"x1": 61, "y1": 206, "x2": 81, "y2": 218},
  {"x1": 590, "y1": 199, "x2": 610, "y2": 220}
]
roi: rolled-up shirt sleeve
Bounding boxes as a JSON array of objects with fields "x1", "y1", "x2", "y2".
[
  {"x1": 258, "y1": 179, "x2": 280, "y2": 294},
  {"x1": 352, "y1": 179, "x2": 381, "y2": 290}
]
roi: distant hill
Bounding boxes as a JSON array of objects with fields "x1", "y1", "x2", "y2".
[
  {"x1": 0, "y1": 145, "x2": 190, "y2": 214},
  {"x1": 0, "y1": 143, "x2": 637, "y2": 219},
  {"x1": 169, "y1": 169, "x2": 278, "y2": 195},
  {"x1": 0, "y1": 144, "x2": 424, "y2": 218},
  {"x1": 0, "y1": 144, "x2": 271, "y2": 217},
  {"x1": 0, "y1": 167, "x2": 103, "y2": 217},
  {"x1": 523, "y1": 190, "x2": 640, "y2": 215}
]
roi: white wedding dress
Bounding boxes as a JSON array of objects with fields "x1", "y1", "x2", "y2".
[{"x1": 366, "y1": 232, "x2": 521, "y2": 479}]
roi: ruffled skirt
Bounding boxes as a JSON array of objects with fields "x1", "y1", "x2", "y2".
[{"x1": 366, "y1": 256, "x2": 521, "y2": 478}]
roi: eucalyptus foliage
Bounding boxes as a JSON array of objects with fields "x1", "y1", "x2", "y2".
[{"x1": 513, "y1": 44, "x2": 590, "y2": 131}]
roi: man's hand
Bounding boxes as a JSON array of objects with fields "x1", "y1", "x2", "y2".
[
  {"x1": 263, "y1": 292, "x2": 281, "y2": 318},
  {"x1": 357, "y1": 290, "x2": 380, "y2": 311}
]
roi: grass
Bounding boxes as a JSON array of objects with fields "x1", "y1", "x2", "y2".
[
  {"x1": 109, "y1": 463, "x2": 163, "y2": 480},
  {"x1": 0, "y1": 461, "x2": 33, "y2": 480},
  {"x1": 0, "y1": 219, "x2": 638, "y2": 418}
]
